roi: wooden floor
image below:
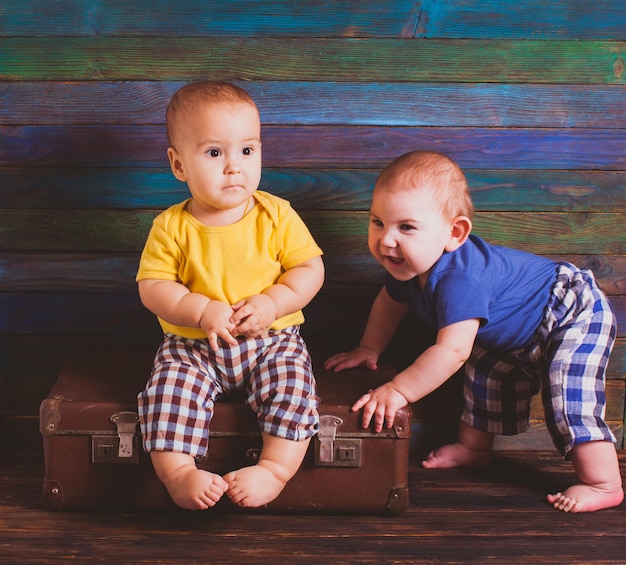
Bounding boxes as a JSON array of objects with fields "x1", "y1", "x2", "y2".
[{"x1": 1, "y1": 441, "x2": 625, "y2": 565}]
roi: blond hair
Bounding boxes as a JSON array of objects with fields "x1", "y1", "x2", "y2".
[
  {"x1": 375, "y1": 151, "x2": 474, "y2": 221},
  {"x1": 166, "y1": 81, "x2": 259, "y2": 147}
]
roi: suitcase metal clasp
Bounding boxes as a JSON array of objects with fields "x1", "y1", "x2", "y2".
[
  {"x1": 314, "y1": 415, "x2": 361, "y2": 468},
  {"x1": 91, "y1": 411, "x2": 140, "y2": 464},
  {"x1": 110, "y1": 412, "x2": 140, "y2": 458}
]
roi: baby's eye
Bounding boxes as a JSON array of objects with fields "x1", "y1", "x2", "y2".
[
  {"x1": 207, "y1": 148, "x2": 221, "y2": 158},
  {"x1": 242, "y1": 146, "x2": 253, "y2": 156},
  {"x1": 400, "y1": 223, "x2": 415, "y2": 231},
  {"x1": 370, "y1": 218, "x2": 383, "y2": 228}
]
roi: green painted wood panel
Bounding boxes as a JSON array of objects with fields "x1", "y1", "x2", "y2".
[
  {"x1": 1, "y1": 38, "x2": 624, "y2": 84},
  {"x1": 3, "y1": 168, "x2": 624, "y2": 212},
  {"x1": 3, "y1": 82, "x2": 626, "y2": 128},
  {"x1": 3, "y1": 126, "x2": 626, "y2": 170},
  {"x1": 1, "y1": 210, "x2": 623, "y2": 255}
]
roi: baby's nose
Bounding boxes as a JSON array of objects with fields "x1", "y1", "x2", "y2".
[{"x1": 224, "y1": 156, "x2": 241, "y2": 174}]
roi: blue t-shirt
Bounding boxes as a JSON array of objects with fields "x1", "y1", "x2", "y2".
[{"x1": 385, "y1": 235, "x2": 558, "y2": 351}]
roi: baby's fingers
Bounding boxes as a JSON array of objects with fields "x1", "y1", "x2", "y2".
[
  {"x1": 207, "y1": 332, "x2": 220, "y2": 351},
  {"x1": 222, "y1": 330, "x2": 239, "y2": 346},
  {"x1": 352, "y1": 392, "x2": 382, "y2": 431},
  {"x1": 323, "y1": 354, "x2": 342, "y2": 370},
  {"x1": 384, "y1": 408, "x2": 397, "y2": 430},
  {"x1": 351, "y1": 392, "x2": 371, "y2": 413},
  {"x1": 371, "y1": 403, "x2": 388, "y2": 433},
  {"x1": 207, "y1": 329, "x2": 238, "y2": 350}
]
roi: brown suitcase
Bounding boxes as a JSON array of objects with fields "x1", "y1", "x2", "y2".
[{"x1": 40, "y1": 346, "x2": 411, "y2": 515}]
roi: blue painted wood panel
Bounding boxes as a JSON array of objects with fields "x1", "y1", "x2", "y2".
[
  {"x1": 418, "y1": 0, "x2": 626, "y2": 39},
  {"x1": 0, "y1": 1, "x2": 422, "y2": 38},
  {"x1": 2, "y1": 125, "x2": 625, "y2": 169},
  {"x1": 2, "y1": 82, "x2": 625, "y2": 128},
  {"x1": 3, "y1": 167, "x2": 624, "y2": 212},
  {"x1": 3, "y1": 1, "x2": 625, "y2": 39}
]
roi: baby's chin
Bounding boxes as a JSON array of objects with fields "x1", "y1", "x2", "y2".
[{"x1": 381, "y1": 261, "x2": 418, "y2": 281}]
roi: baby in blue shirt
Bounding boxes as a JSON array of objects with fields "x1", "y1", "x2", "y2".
[{"x1": 326, "y1": 150, "x2": 623, "y2": 513}]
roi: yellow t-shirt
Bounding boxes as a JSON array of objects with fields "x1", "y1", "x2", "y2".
[{"x1": 136, "y1": 191, "x2": 323, "y2": 339}]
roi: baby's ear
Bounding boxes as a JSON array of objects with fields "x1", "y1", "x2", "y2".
[
  {"x1": 445, "y1": 216, "x2": 472, "y2": 252},
  {"x1": 167, "y1": 147, "x2": 187, "y2": 182}
]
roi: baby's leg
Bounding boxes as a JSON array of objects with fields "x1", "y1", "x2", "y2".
[
  {"x1": 423, "y1": 420, "x2": 493, "y2": 469},
  {"x1": 547, "y1": 440, "x2": 624, "y2": 513},
  {"x1": 151, "y1": 451, "x2": 229, "y2": 511},
  {"x1": 225, "y1": 433, "x2": 310, "y2": 508}
]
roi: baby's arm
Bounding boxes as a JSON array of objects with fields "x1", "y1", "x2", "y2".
[
  {"x1": 325, "y1": 287, "x2": 409, "y2": 372},
  {"x1": 353, "y1": 318, "x2": 480, "y2": 432},
  {"x1": 230, "y1": 255, "x2": 324, "y2": 337},
  {"x1": 138, "y1": 279, "x2": 238, "y2": 349}
]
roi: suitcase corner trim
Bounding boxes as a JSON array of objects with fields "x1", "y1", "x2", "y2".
[
  {"x1": 385, "y1": 486, "x2": 409, "y2": 516},
  {"x1": 39, "y1": 397, "x2": 61, "y2": 436}
]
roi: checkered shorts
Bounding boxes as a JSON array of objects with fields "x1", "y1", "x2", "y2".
[
  {"x1": 138, "y1": 326, "x2": 320, "y2": 457},
  {"x1": 462, "y1": 263, "x2": 617, "y2": 456}
]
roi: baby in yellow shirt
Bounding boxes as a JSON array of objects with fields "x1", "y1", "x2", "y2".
[{"x1": 136, "y1": 81, "x2": 324, "y2": 510}]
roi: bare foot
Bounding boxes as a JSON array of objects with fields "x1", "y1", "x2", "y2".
[
  {"x1": 547, "y1": 484, "x2": 624, "y2": 513},
  {"x1": 164, "y1": 466, "x2": 229, "y2": 510},
  {"x1": 224, "y1": 462, "x2": 287, "y2": 508},
  {"x1": 422, "y1": 442, "x2": 491, "y2": 469}
]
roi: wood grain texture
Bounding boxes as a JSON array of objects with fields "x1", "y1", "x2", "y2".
[
  {"x1": 3, "y1": 167, "x2": 624, "y2": 211},
  {"x1": 3, "y1": 1, "x2": 626, "y2": 39},
  {"x1": 418, "y1": 0, "x2": 626, "y2": 39},
  {"x1": 3, "y1": 125, "x2": 626, "y2": 169},
  {"x1": 2, "y1": 210, "x2": 623, "y2": 254},
  {"x1": 1, "y1": 38, "x2": 624, "y2": 83},
  {"x1": 2, "y1": 449, "x2": 626, "y2": 564},
  {"x1": 3, "y1": 252, "x2": 625, "y2": 294},
  {"x1": 3, "y1": 82, "x2": 626, "y2": 128},
  {"x1": 0, "y1": 1, "x2": 422, "y2": 38}
]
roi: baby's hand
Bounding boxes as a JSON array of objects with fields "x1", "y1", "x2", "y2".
[
  {"x1": 230, "y1": 294, "x2": 277, "y2": 338},
  {"x1": 351, "y1": 383, "x2": 408, "y2": 433},
  {"x1": 324, "y1": 346, "x2": 379, "y2": 372},
  {"x1": 199, "y1": 300, "x2": 238, "y2": 350}
]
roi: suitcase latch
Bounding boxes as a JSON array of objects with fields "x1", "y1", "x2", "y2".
[
  {"x1": 314, "y1": 415, "x2": 361, "y2": 467},
  {"x1": 91, "y1": 411, "x2": 140, "y2": 464}
]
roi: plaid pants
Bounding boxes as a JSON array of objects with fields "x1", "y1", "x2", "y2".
[
  {"x1": 463, "y1": 263, "x2": 616, "y2": 456},
  {"x1": 138, "y1": 326, "x2": 319, "y2": 457}
]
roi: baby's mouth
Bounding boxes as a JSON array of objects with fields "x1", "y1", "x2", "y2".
[{"x1": 385, "y1": 255, "x2": 404, "y2": 266}]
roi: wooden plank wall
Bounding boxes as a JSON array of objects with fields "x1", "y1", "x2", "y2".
[{"x1": 1, "y1": 1, "x2": 625, "y2": 450}]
